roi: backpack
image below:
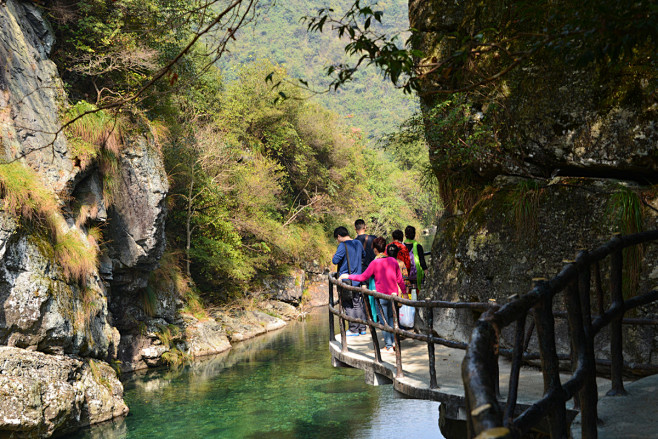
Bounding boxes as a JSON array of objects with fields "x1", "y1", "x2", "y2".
[{"x1": 409, "y1": 251, "x2": 417, "y2": 281}]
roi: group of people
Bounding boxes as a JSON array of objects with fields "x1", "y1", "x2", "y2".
[{"x1": 333, "y1": 219, "x2": 428, "y2": 352}]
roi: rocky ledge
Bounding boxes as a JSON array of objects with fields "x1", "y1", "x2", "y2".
[{"x1": 0, "y1": 347, "x2": 128, "y2": 438}]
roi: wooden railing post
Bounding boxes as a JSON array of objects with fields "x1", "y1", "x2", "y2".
[
  {"x1": 337, "y1": 281, "x2": 347, "y2": 353},
  {"x1": 426, "y1": 299, "x2": 438, "y2": 389},
  {"x1": 563, "y1": 262, "x2": 581, "y2": 410},
  {"x1": 391, "y1": 298, "x2": 403, "y2": 378},
  {"x1": 504, "y1": 308, "x2": 526, "y2": 426},
  {"x1": 532, "y1": 280, "x2": 568, "y2": 439},
  {"x1": 329, "y1": 275, "x2": 335, "y2": 341},
  {"x1": 608, "y1": 246, "x2": 627, "y2": 396},
  {"x1": 576, "y1": 250, "x2": 599, "y2": 439}
]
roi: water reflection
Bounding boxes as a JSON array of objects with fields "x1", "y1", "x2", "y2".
[{"x1": 72, "y1": 309, "x2": 443, "y2": 439}]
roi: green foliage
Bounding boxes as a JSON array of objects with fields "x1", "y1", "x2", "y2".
[
  {"x1": 609, "y1": 185, "x2": 643, "y2": 236},
  {"x1": 507, "y1": 180, "x2": 542, "y2": 239},
  {"x1": 50, "y1": 0, "x2": 197, "y2": 100},
  {"x1": 51, "y1": 1, "x2": 430, "y2": 303},
  {"x1": 156, "y1": 324, "x2": 191, "y2": 368},
  {"x1": 305, "y1": 0, "x2": 419, "y2": 93},
  {"x1": 219, "y1": 0, "x2": 417, "y2": 141},
  {"x1": 609, "y1": 185, "x2": 644, "y2": 299},
  {"x1": 162, "y1": 60, "x2": 425, "y2": 299},
  {"x1": 161, "y1": 347, "x2": 191, "y2": 368},
  {"x1": 155, "y1": 323, "x2": 181, "y2": 348}
]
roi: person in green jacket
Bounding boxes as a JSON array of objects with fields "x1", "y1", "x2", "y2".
[{"x1": 404, "y1": 225, "x2": 428, "y2": 288}]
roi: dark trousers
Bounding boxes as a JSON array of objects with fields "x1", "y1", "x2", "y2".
[
  {"x1": 344, "y1": 291, "x2": 367, "y2": 333},
  {"x1": 376, "y1": 298, "x2": 395, "y2": 348}
]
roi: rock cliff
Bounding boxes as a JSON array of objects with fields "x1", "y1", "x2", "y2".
[
  {"x1": 409, "y1": 0, "x2": 658, "y2": 363},
  {"x1": 0, "y1": 0, "x2": 168, "y2": 436}
]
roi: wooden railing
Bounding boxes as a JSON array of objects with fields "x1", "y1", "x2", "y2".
[
  {"x1": 328, "y1": 233, "x2": 658, "y2": 438},
  {"x1": 328, "y1": 270, "x2": 495, "y2": 385},
  {"x1": 463, "y1": 231, "x2": 658, "y2": 439}
]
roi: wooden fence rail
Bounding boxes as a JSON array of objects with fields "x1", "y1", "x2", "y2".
[
  {"x1": 463, "y1": 230, "x2": 658, "y2": 439},
  {"x1": 328, "y1": 231, "x2": 658, "y2": 438}
]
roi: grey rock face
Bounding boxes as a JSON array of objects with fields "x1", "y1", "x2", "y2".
[
  {"x1": 184, "y1": 318, "x2": 231, "y2": 358},
  {"x1": 0, "y1": 213, "x2": 116, "y2": 359},
  {"x1": 108, "y1": 135, "x2": 168, "y2": 293},
  {"x1": 411, "y1": 0, "x2": 658, "y2": 365},
  {"x1": 262, "y1": 268, "x2": 305, "y2": 304},
  {"x1": 0, "y1": 347, "x2": 128, "y2": 438},
  {"x1": 0, "y1": 1, "x2": 169, "y2": 435},
  {"x1": 426, "y1": 177, "x2": 658, "y2": 363},
  {"x1": 0, "y1": 0, "x2": 75, "y2": 192},
  {"x1": 0, "y1": 0, "x2": 114, "y2": 359},
  {"x1": 411, "y1": 0, "x2": 658, "y2": 181}
]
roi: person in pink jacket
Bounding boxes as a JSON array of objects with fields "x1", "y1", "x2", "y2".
[{"x1": 339, "y1": 237, "x2": 405, "y2": 351}]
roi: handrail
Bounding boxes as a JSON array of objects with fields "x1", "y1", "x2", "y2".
[
  {"x1": 462, "y1": 230, "x2": 658, "y2": 439},
  {"x1": 328, "y1": 230, "x2": 658, "y2": 438}
]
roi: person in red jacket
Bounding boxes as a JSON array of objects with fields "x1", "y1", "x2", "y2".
[{"x1": 391, "y1": 229, "x2": 411, "y2": 273}]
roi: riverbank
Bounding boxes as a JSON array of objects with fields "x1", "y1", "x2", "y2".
[
  {"x1": 71, "y1": 308, "x2": 443, "y2": 439},
  {"x1": 0, "y1": 272, "x2": 328, "y2": 439},
  {"x1": 118, "y1": 275, "x2": 330, "y2": 374}
]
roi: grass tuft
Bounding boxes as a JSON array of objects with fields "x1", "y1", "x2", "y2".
[
  {"x1": 66, "y1": 100, "x2": 124, "y2": 160},
  {"x1": 508, "y1": 179, "x2": 542, "y2": 239},
  {"x1": 55, "y1": 231, "x2": 99, "y2": 286},
  {"x1": 150, "y1": 251, "x2": 208, "y2": 319},
  {"x1": 66, "y1": 101, "x2": 124, "y2": 207},
  {"x1": 140, "y1": 285, "x2": 158, "y2": 317},
  {"x1": 609, "y1": 185, "x2": 644, "y2": 299},
  {"x1": 0, "y1": 162, "x2": 59, "y2": 233}
]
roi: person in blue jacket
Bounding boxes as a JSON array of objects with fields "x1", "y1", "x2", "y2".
[{"x1": 332, "y1": 226, "x2": 367, "y2": 335}]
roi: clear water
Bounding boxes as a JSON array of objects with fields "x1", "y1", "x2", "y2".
[{"x1": 71, "y1": 309, "x2": 443, "y2": 439}]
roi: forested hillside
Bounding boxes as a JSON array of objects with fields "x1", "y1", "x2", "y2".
[
  {"x1": 37, "y1": 0, "x2": 434, "y2": 300},
  {"x1": 218, "y1": 0, "x2": 417, "y2": 141}
]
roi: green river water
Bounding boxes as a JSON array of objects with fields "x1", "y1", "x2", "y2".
[{"x1": 71, "y1": 308, "x2": 444, "y2": 439}]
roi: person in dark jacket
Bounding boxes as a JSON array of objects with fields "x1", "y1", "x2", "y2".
[
  {"x1": 332, "y1": 226, "x2": 367, "y2": 336},
  {"x1": 354, "y1": 219, "x2": 376, "y2": 272}
]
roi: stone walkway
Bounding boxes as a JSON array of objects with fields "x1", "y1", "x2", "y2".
[
  {"x1": 570, "y1": 374, "x2": 658, "y2": 439},
  {"x1": 330, "y1": 332, "x2": 615, "y2": 423}
]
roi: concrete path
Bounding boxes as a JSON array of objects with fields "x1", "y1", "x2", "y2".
[
  {"x1": 570, "y1": 374, "x2": 658, "y2": 439},
  {"x1": 331, "y1": 332, "x2": 614, "y2": 423}
]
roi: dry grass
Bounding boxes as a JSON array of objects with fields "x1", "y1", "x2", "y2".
[
  {"x1": 86, "y1": 225, "x2": 104, "y2": 248},
  {"x1": 66, "y1": 101, "x2": 124, "y2": 208},
  {"x1": 66, "y1": 101, "x2": 124, "y2": 161},
  {"x1": 0, "y1": 162, "x2": 60, "y2": 234},
  {"x1": 99, "y1": 148, "x2": 120, "y2": 206},
  {"x1": 55, "y1": 230, "x2": 99, "y2": 285},
  {"x1": 150, "y1": 251, "x2": 208, "y2": 319},
  {"x1": 1, "y1": 162, "x2": 100, "y2": 286},
  {"x1": 75, "y1": 203, "x2": 101, "y2": 228}
]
